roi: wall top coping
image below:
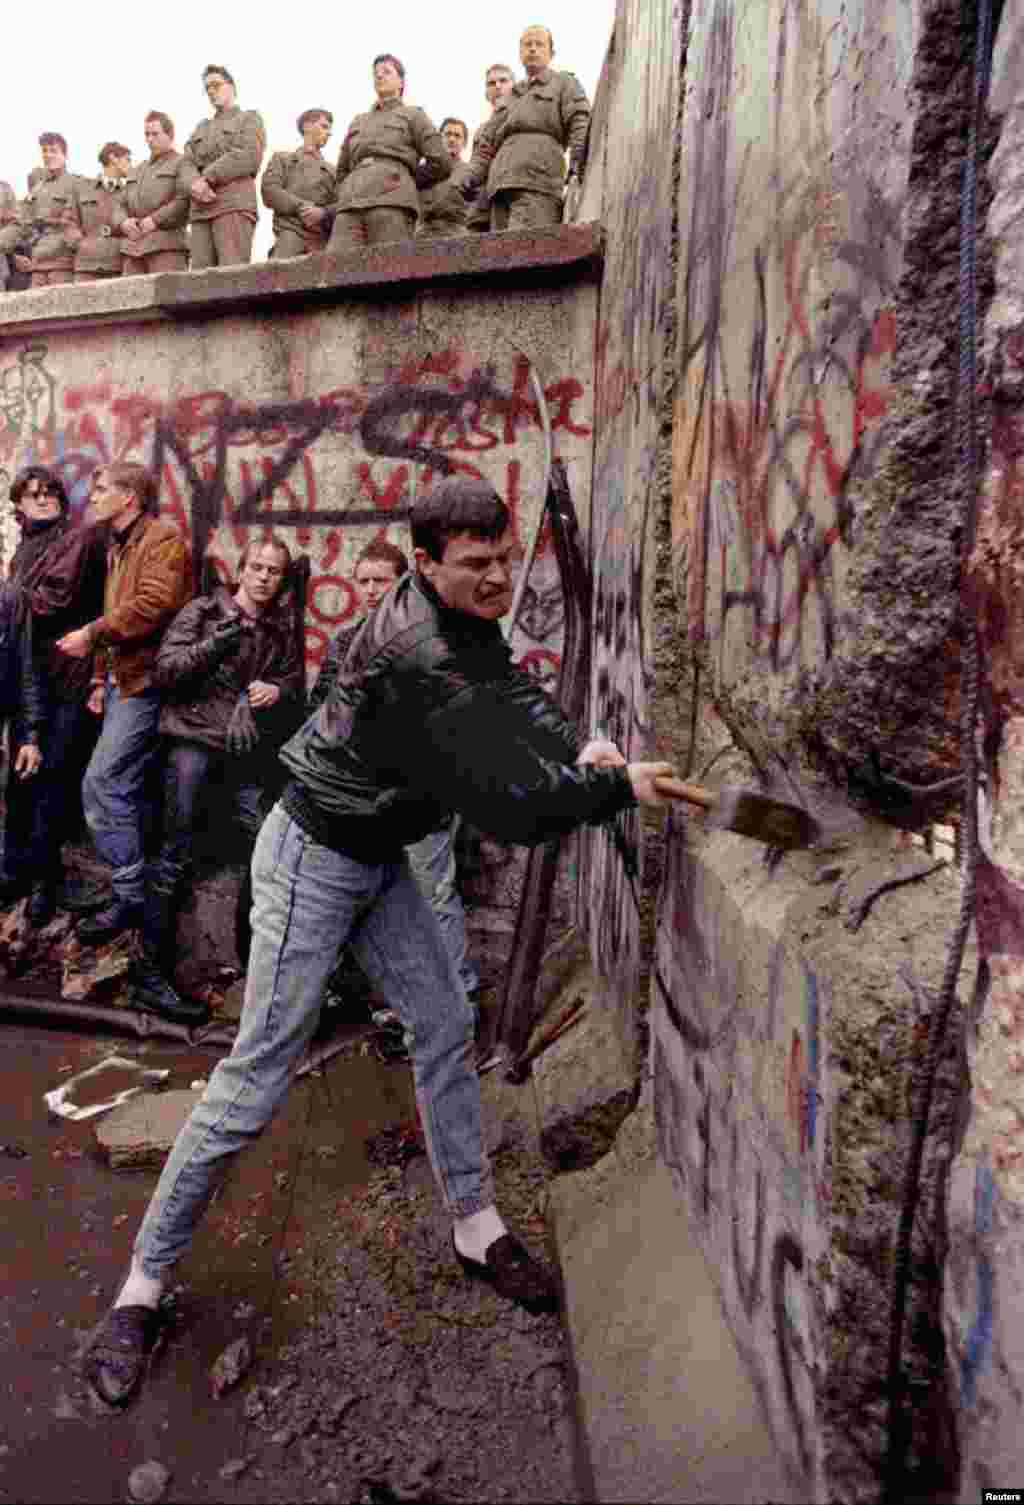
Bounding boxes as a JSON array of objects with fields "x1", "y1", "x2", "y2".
[{"x1": 0, "y1": 224, "x2": 604, "y2": 340}]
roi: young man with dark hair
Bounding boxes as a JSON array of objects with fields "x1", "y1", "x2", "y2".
[
  {"x1": 0, "y1": 133, "x2": 78, "y2": 287},
  {"x1": 135, "y1": 535, "x2": 302, "y2": 1022},
  {"x1": 65, "y1": 142, "x2": 132, "y2": 283},
  {"x1": 327, "y1": 53, "x2": 450, "y2": 249},
  {"x1": 2, "y1": 466, "x2": 106, "y2": 923},
  {"x1": 57, "y1": 464, "x2": 191, "y2": 944},
  {"x1": 417, "y1": 117, "x2": 472, "y2": 238},
  {"x1": 83, "y1": 476, "x2": 673, "y2": 1408},
  {"x1": 184, "y1": 64, "x2": 265, "y2": 268},
  {"x1": 261, "y1": 109, "x2": 336, "y2": 259},
  {"x1": 117, "y1": 113, "x2": 197, "y2": 276}
]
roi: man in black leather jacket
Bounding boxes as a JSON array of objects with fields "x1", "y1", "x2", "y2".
[{"x1": 85, "y1": 478, "x2": 674, "y2": 1407}]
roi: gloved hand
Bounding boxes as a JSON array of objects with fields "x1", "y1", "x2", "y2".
[
  {"x1": 226, "y1": 692, "x2": 260, "y2": 756},
  {"x1": 205, "y1": 614, "x2": 244, "y2": 664}
]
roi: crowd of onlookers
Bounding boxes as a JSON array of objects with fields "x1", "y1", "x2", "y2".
[
  {"x1": 0, "y1": 460, "x2": 478, "y2": 1032},
  {"x1": 0, "y1": 27, "x2": 590, "y2": 291}
]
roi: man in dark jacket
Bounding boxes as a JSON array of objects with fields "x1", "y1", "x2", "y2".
[
  {"x1": 136, "y1": 536, "x2": 303, "y2": 1022},
  {"x1": 2, "y1": 467, "x2": 106, "y2": 923},
  {"x1": 0, "y1": 584, "x2": 45, "y2": 891},
  {"x1": 83, "y1": 478, "x2": 673, "y2": 1406}
]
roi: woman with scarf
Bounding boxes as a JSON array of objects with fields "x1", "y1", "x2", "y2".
[{"x1": 2, "y1": 467, "x2": 106, "y2": 925}]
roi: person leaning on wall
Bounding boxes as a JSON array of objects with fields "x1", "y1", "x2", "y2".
[
  {"x1": 325, "y1": 53, "x2": 450, "y2": 251},
  {"x1": 1, "y1": 467, "x2": 106, "y2": 926},
  {"x1": 136, "y1": 535, "x2": 304, "y2": 1024},
  {"x1": 464, "y1": 25, "x2": 590, "y2": 232},
  {"x1": 261, "y1": 108, "x2": 336, "y2": 260},
  {"x1": 56, "y1": 464, "x2": 191, "y2": 948},
  {"x1": 116, "y1": 113, "x2": 196, "y2": 275},
  {"x1": 184, "y1": 63, "x2": 266, "y2": 269},
  {"x1": 65, "y1": 142, "x2": 132, "y2": 284}
]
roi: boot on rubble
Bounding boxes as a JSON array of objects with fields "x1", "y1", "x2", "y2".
[{"x1": 132, "y1": 879, "x2": 208, "y2": 1025}]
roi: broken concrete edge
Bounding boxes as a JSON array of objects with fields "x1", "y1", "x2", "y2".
[{"x1": 0, "y1": 223, "x2": 605, "y2": 337}]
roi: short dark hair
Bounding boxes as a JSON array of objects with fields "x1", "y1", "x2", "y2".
[
  {"x1": 354, "y1": 538, "x2": 408, "y2": 578},
  {"x1": 297, "y1": 108, "x2": 333, "y2": 135},
  {"x1": 237, "y1": 533, "x2": 292, "y2": 585},
  {"x1": 38, "y1": 132, "x2": 68, "y2": 154},
  {"x1": 98, "y1": 141, "x2": 131, "y2": 167},
  {"x1": 104, "y1": 462, "x2": 158, "y2": 514},
  {"x1": 372, "y1": 53, "x2": 406, "y2": 87},
  {"x1": 411, "y1": 478, "x2": 510, "y2": 563},
  {"x1": 145, "y1": 111, "x2": 175, "y2": 138},
  {"x1": 10, "y1": 465, "x2": 69, "y2": 515},
  {"x1": 202, "y1": 63, "x2": 235, "y2": 86},
  {"x1": 440, "y1": 117, "x2": 468, "y2": 140}
]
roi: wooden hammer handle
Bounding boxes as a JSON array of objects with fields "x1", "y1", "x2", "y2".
[{"x1": 652, "y1": 774, "x2": 716, "y2": 811}]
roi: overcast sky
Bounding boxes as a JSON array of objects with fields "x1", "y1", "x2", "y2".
[{"x1": 4, "y1": 1, "x2": 616, "y2": 259}]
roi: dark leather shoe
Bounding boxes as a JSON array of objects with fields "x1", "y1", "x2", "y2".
[
  {"x1": 84, "y1": 1304, "x2": 164, "y2": 1407},
  {"x1": 77, "y1": 901, "x2": 143, "y2": 947},
  {"x1": 453, "y1": 1232, "x2": 558, "y2": 1315},
  {"x1": 27, "y1": 883, "x2": 56, "y2": 928},
  {"x1": 132, "y1": 961, "x2": 209, "y2": 1025},
  {"x1": 0, "y1": 875, "x2": 28, "y2": 906}
]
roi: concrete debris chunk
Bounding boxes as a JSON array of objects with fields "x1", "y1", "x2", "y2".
[
  {"x1": 94, "y1": 1089, "x2": 203, "y2": 1168},
  {"x1": 210, "y1": 1335, "x2": 252, "y2": 1398},
  {"x1": 127, "y1": 1460, "x2": 171, "y2": 1503}
]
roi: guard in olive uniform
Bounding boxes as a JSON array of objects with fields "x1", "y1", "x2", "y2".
[
  {"x1": 117, "y1": 113, "x2": 197, "y2": 276},
  {"x1": 467, "y1": 63, "x2": 516, "y2": 234},
  {"x1": 261, "y1": 109, "x2": 336, "y2": 259},
  {"x1": 0, "y1": 182, "x2": 17, "y2": 290},
  {"x1": 465, "y1": 26, "x2": 590, "y2": 232},
  {"x1": 185, "y1": 64, "x2": 265, "y2": 268},
  {"x1": 66, "y1": 143, "x2": 131, "y2": 283},
  {"x1": 328, "y1": 53, "x2": 450, "y2": 250},
  {"x1": 0, "y1": 134, "x2": 78, "y2": 288},
  {"x1": 417, "y1": 118, "x2": 472, "y2": 238}
]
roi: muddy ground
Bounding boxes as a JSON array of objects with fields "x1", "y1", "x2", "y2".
[{"x1": 0, "y1": 1014, "x2": 581, "y2": 1505}]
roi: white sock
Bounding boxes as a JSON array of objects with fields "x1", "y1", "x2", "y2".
[
  {"x1": 113, "y1": 1258, "x2": 164, "y2": 1311},
  {"x1": 453, "y1": 1204, "x2": 507, "y2": 1263}
]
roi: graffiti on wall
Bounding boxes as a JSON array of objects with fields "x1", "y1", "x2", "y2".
[
  {"x1": 675, "y1": 0, "x2": 903, "y2": 676},
  {"x1": 0, "y1": 341, "x2": 590, "y2": 676},
  {"x1": 652, "y1": 810, "x2": 828, "y2": 1487}
]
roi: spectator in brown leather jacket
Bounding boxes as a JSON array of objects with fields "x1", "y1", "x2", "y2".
[
  {"x1": 2, "y1": 467, "x2": 106, "y2": 925},
  {"x1": 135, "y1": 536, "x2": 303, "y2": 1022},
  {"x1": 58, "y1": 463, "x2": 191, "y2": 948}
]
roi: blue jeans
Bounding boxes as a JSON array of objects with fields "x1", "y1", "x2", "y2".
[
  {"x1": 81, "y1": 681, "x2": 162, "y2": 906},
  {"x1": 134, "y1": 802, "x2": 493, "y2": 1275},
  {"x1": 150, "y1": 740, "x2": 263, "y2": 890},
  {"x1": 7, "y1": 693, "x2": 94, "y2": 884},
  {"x1": 406, "y1": 816, "x2": 479, "y2": 998}
]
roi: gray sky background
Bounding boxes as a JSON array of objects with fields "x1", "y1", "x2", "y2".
[{"x1": 5, "y1": 1, "x2": 615, "y2": 259}]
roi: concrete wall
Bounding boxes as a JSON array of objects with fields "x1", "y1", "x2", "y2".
[{"x1": 944, "y1": 7, "x2": 1024, "y2": 1498}]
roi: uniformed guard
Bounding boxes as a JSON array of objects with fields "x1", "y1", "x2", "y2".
[
  {"x1": 464, "y1": 25, "x2": 590, "y2": 232},
  {"x1": 417, "y1": 118, "x2": 472, "y2": 238},
  {"x1": 467, "y1": 63, "x2": 516, "y2": 234},
  {"x1": 0, "y1": 134, "x2": 79, "y2": 288},
  {"x1": 261, "y1": 109, "x2": 336, "y2": 259},
  {"x1": 327, "y1": 53, "x2": 450, "y2": 250},
  {"x1": 184, "y1": 63, "x2": 266, "y2": 268},
  {"x1": 117, "y1": 113, "x2": 197, "y2": 276},
  {"x1": 65, "y1": 143, "x2": 131, "y2": 284}
]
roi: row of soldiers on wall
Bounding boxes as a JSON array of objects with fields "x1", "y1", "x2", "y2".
[
  {"x1": 0, "y1": 27, "x2": 590, "y2": 290},
  {"x1": 0, "y1": 461, "x2": 478, "y2": 1032}
]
